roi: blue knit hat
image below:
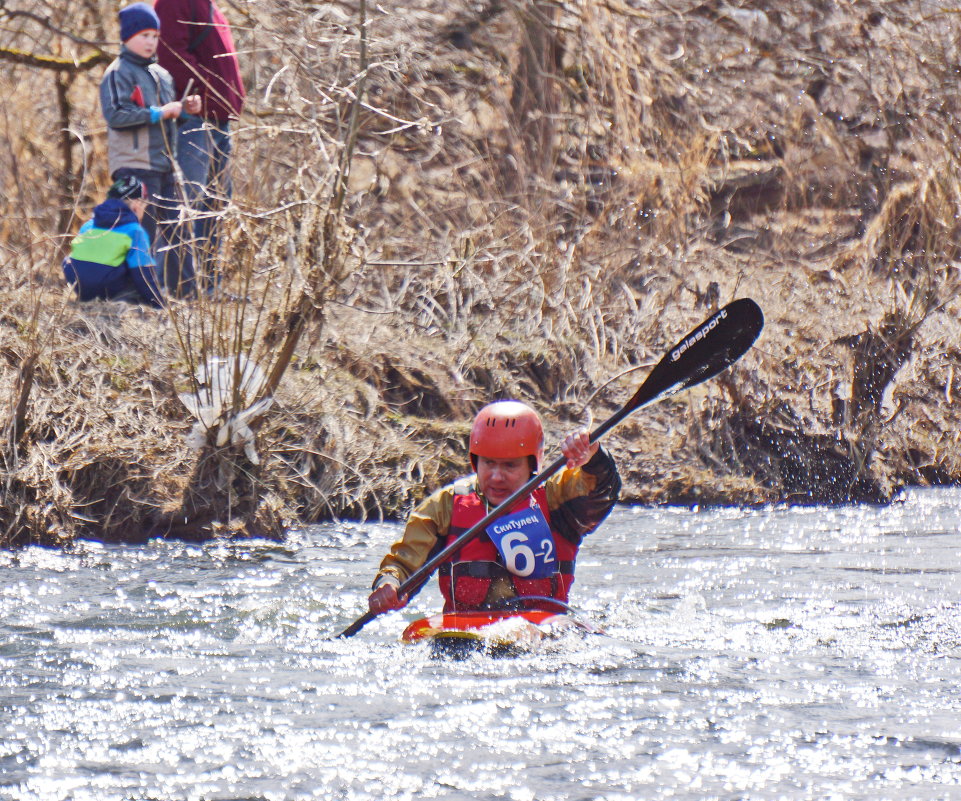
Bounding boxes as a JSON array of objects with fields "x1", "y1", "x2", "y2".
[{"x1": 119, "y1": 3, "x2": 160, "y2": 42}]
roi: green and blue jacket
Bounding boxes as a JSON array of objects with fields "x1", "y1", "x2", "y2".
[{"x1": 62, "y1": 198, "x2": 164, "y2": 307}]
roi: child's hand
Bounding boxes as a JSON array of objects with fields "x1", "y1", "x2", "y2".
[
  {"x1": 184, "y1": 95, "x2": 202, "y2": 116},
  {"x1": 160, "y1": 101, "x2": 183, "y2": 119}
]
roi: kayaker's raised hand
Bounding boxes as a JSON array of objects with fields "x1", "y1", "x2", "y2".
[
  {"x1": 368, "y1": 581, "x2": 407, "y2": 614},
  {"x1": 560, "y1": 430, "x2": 598, "y2": 469}
]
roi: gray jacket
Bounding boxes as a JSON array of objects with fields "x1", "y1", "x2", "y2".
[{"x1": 100, "y1": 48, "x2": 179, "y2": 174}]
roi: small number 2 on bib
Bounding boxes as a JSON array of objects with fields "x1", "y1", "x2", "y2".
[{"x1": 485, "y1": 507, "x2": 556, "y2": 579}]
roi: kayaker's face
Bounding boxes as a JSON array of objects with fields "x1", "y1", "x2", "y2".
[{"x1": 476, "y1": 455, "x2": 530, "y2": 506}]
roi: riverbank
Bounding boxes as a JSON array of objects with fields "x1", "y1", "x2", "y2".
[{"x1": 1, "y1": 0, "x2": 960, "y2": 546}]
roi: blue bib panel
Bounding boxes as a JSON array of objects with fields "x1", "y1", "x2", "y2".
[{"x1": 485, "y1": 507, "x2": 557, "y2": 579}]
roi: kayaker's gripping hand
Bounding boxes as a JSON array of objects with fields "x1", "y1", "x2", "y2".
[
  {"x1": 368, "y1": 581, "x2": 408, "y2": 614},
  {"x1": 560, "y1": 429, "x2": 598, "y2": 469}
]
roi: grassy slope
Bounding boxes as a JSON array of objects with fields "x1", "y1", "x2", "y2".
[{"x1": 0, "y1": 0, "x2": 960, "y2": 545}]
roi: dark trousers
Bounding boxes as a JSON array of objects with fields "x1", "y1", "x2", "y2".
[{"x1": 112, "y1": 167, "x2": 196, "y2": 297}]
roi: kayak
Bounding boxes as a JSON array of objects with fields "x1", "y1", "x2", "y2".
[{"x1": 401, "y1": 609, "x2": 597, "y2": 658}]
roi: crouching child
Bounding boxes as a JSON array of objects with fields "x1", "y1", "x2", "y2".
[{"x1": 63, "y1": 176, "x2": 165, "y2": 307}]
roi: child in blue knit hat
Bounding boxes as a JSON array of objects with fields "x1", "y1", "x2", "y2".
[{"x1": 99, "y1": 3, "x2": 202, "y2": 298}]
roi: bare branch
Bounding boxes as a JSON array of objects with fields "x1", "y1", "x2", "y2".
[{"x1": 0, "y1": 45, "x2": 111, "y2": 72}]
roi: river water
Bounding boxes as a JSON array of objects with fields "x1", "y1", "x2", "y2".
[{"x1": 2, "y1": 489, "x2": 960, "y2": 800}]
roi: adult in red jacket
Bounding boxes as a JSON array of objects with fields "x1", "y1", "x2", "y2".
[
  {"x1": 155, "y1": 0, "x2": 245, "y2": 286},
  {"x1": 368, "y1": 401, "x2": 621, "y2": 614}
]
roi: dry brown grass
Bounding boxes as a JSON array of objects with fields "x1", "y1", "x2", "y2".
[{"x1": 1, "y1": 0, "x2": 961, "y2": 545}]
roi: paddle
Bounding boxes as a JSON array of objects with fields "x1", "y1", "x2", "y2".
[{"x1": 337, "y1": 297, "x2": 764, "y2": 638}]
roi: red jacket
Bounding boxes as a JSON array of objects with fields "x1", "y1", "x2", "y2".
[{"x1": 155, "y1": 0, "x2": 245, "y2": 123}]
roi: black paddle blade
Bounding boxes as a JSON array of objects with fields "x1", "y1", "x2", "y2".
[{"x1": 626, "y1": 298, "x2": 763, "y2": 413}]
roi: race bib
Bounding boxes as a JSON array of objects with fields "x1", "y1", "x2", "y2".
[{"x1": 485, "y1": 507, "x2": 556, "y2": 579}]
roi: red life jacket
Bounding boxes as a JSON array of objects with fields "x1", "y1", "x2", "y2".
[{"x1": 437, "y1": 487, "x2": 578, "y2": 611}]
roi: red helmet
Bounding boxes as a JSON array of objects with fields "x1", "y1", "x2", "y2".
[{"x1": 469, "y1": 400, "x2": 544, "y2": 468}]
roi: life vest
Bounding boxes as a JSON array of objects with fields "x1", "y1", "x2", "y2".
[{"x1": 437, "y1": 487, "x2": 578, "y2": 611}]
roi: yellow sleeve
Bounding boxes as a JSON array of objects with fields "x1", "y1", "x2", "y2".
[{"x1": 374, "y1": 484, "x2": 456, "y2": 588}]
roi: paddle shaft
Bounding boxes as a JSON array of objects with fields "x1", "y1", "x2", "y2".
[{"x1": 336, "y1": 299, "x2": 764, "y2": 638}]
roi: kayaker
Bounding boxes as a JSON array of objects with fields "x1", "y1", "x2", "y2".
[{"x1": 368, "y1": 400, "x2": 621, "y2": 614}]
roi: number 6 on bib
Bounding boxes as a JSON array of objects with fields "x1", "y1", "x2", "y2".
[{"x1": 485, "y1": 507, "x2": 556, "y2": 579}]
